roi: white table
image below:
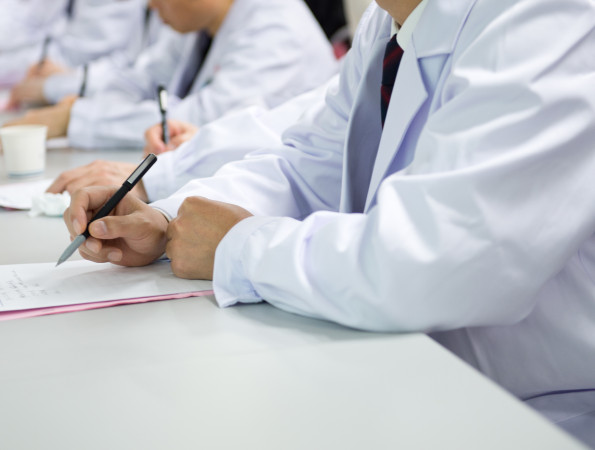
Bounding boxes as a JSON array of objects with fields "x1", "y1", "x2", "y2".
[{"x1": 0, "y1": 144, "x2": 586, "y2": 449}]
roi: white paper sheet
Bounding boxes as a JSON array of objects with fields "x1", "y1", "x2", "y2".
[
  {"x1": 0, "y1": 260, "x2": 212, "y2": 312},
  {"x1": 46, "y1": 137, "x2": 70, "y2": 149},
  {"x1": 0, "y1": 89, "x2": 10, "y2": 111},
  {"x1": 0, "y1": 178, "x2": 53, "y2": 209}
]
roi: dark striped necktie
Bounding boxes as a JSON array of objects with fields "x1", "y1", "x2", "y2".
[
  {"x1": 380, "y1": 34, "x2": 404, "y2": 127},
  {"x1": 176, "y1": 32, "x2": 213, "y2": 98},
  {"x1": 66, "y1": 0, "x2": 75, "y2": 18}
]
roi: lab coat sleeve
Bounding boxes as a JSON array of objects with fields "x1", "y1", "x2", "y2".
[
  {"x1": 149, "y1": 46, "x2": 363, "y2": 218},
  {"x1": 68, "y1": 95, "x2": 159, "y2": 148},
  {"x1": 44, "y1": 68, "x2": 85, "y2": 104},
  {"x1": 211, "y1": 1, "x2": 595, "y2": 332},
  {"x1": 169, "y1": 1, "x2": 338, "y2": 125},
  {"x1": 144, "y1": 106, "x2": 280, "y2": 202},
  {"x1": 143, "y1": 79, "x2": 333, "y2": 202},
  {"x1": 45, "y1": 57, "x2": 126, "y2": 103}
]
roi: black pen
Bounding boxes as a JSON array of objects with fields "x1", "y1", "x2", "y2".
[
  {"x1": 157, "y1": 85, "x2": 169, "y2": 145},
  {"x1": 38, "y1": 36, "x2": 51, "y2": 70},
  {"x1": 78, "y1": 64, "x2": 88, "y2": 97},
  {"x1": 56, "y1": 153, "x2": 158, "y2": 266}
]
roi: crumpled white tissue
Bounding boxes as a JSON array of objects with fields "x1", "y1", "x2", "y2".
[{"x1": 28, "y1": 192, "x2": 71, "y2": 217}]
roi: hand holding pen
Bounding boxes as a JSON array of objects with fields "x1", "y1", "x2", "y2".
[
  {"x1": 6, "y1": 36, "x2": 53, "y2": 109},
  {"x1": 143, "y1": 119, "x2": 199, "y2": 156},
  {"x1": 57, "y1": 154, "x2": 158, "y2": 266}
]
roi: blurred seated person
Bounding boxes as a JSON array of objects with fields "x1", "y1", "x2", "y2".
[
  {"x1": 5, "y1": 0, "x2": 337, "y2": 149},
  {"x1": 0, "y1": 0, "x2": 146, "y2": 90},
  {"x1": 9, "y1": 2, "x2": 164, "y2": 107}
]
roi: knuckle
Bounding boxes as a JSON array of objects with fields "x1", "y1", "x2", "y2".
[
  {"x1": 172, "y1": 262, "x2": 193, "y2": 279},
  {"x1": 171, "y1": 222, "x2": 185, "y2": 239},
  {"x1": 169, "y1": 258, "x2": 185, "y2": 277},
  {"x1": 182, "y1": 196, "x2": 202, "y2": 211},
  {"x1": 70, "y1": 188, "x2": 84, "y2": 202},
  {"x1": 168, "y1": 217, "x2": 179, "y2": 233}
]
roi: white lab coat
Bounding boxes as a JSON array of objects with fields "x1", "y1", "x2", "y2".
[
  {"x1": 67, "y1": 0, "x2": 338, "y2": 149},
  {"x1": 0, "y1": 0, "x2": 67, "y2": 85},
  {"x1": 43, "y1": 3, "x2": 158, "y2": 104},
  {"x1": 152, "y1": 0, "x2": 595, "y2": 443},
  {"x1": 0, "y1": 0, "x2": 66, "y2": 53},
  {"x1": 0, "y1": 0, "x2": 144, "y2": 87},
  {"x1": 143, "y1": 78, "x2": 335, "y2": 202}
]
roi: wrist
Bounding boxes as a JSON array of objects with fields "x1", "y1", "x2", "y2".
[
  {"x1": 151, "y1": 208, "x2": 171, "y2": 262},
  {"x1": 134, "y1": 180, "x2": 149, "y2": 203}
]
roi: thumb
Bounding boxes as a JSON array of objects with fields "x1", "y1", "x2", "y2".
[
  {"x1": 88, "y1": 213, "x2": 143, "y2": 240},
  {"x1": 169, "y1": 135, "x2": 185, "y2": 150},
  {"x1": 145, "y1": 128, "x2": 166, "y2": 154},
  {"x1": 6, "y1": 90, "x2": 20, "y2": 109},
  {"x1": 168, "y1": 120, "x2": 184, "y2": 137}
]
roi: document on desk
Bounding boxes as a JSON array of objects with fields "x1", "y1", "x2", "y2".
[
  {"x1": 0, "y1": 260, "x2": 213, "y2": 321},
  {"x1": 0, "y1": 89, "x2": 10, "y2": 111},
  {"x1": 0, "y1": 178, "x2": 53, "y2": 210},
  {"x1": 46, "y1": 137, "x2": 70, "y2": 149}
]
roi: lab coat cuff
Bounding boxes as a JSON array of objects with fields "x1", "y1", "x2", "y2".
[
  {"x1": 213, "y1": 216, "x2": 279, "y2": 308},
  {"x1": 142, "y1": 152, "x2": 176, "y2": 203},
  {"x1": 169, "y1": 96, "x2": 200, "y2": 126},
  {"x1": 150, "y1": 195, "x2": 186, "y2": 223},
  {"x1": 44, "y1": 68, "x2": 83, "y2": 104},
  {"x1": 67, "y1": 98, "x2": 96, "y2": 148},
  {"x1": 151, "y1": 206, "x2": 172, "y2": 222}
]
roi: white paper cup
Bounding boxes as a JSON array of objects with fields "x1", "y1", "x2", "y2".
[{"x1": 0, "y1": 125, "x2": 47, "y2": 177}]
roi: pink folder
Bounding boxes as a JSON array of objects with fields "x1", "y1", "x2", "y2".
[{"x1": 0, "y1": 290, "x2": 214, "y2": 321}]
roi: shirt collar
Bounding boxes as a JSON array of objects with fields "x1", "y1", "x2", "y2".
[{"x1": 391, "y1": 0, "x2": 428, "y2": 51}]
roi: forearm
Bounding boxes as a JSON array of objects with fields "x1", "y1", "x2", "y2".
[
  {"x1": 214, "y1": 139, "x2": 595, "y2": 333},
  {"x1": 68, "y1": 97, "x2": 160, "y2": 148},
  {"x1": 142, "y1": 83, "x2": 332, "y2": 202},
  {"x1": 142, "y1": 111, "x2": 280, "y2": 201}
]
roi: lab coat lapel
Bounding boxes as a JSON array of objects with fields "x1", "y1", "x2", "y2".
[
  {"x1": 363, "y1": 0, "x2": 479, "y2": 212},
  {"x1": 364, "y1": 47, "x2": 428, "y2": 211},
  {"x1": 169, "y1": 32, "x2": 202, "y2": 97},
  {"x1": 190, "y1": 0, "x2": 242, "y2": 93},
  {"x1": 169, "y1": 31, "x2": 216, "y2": 98},
  {"x1": 341, "y1": 37, "x2": 388, "y2": 213},
  {"x1": 191, "y1": 34, "x2": 217, "y2": 92}
]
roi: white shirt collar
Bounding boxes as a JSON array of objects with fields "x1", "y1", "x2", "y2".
[{"x1": 391, "y1": 0, "x2": 428, "y2": 51}]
